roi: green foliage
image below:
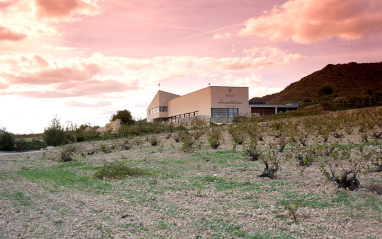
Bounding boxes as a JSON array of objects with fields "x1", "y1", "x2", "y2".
[
  {"x1": 59, "y1": 145, "x2": 80, "y2": 162},
  {"x1": 43, "y1": 116, "x2": 66, "y2": 146},
  {"x1": 318, "y1": 144, "x2": 372, "y2": 190},
  {"x1": 97, "y1": 143, "x2": 113, "y2": 153},
  {"x1": 208, "y1": 126, "x2": 222, "y2": 149},
  {"x1": 110, "y1": 110, "x2": 134, "y2": 125},
  {"x1": 227, "y1": 124, "x2": 246, "y2": 146},
  {"x1": 284, "y1": 200, "x2": 302, "y2": 222},
  {"x1": 180, "y1": 132, "x2": 195, "y2": 153},
  {"x1": 25, "y1": 139, "x2": 47, "y2": 150},
  {"x1": 93, "y1": 161, "x2": 152, "y2": 179},
  {"x1": 259, "y1": 143, "x2": 285, "y2": 178},
  {"x1": 15, "y1": 139, "x2": 26, "y2": 152},
  {"x1": 0, "y1": 130, "x2": 15, "y2": 151},
  {"x1": 149, "y1": 135, "x2": 159, "y2": 146}
]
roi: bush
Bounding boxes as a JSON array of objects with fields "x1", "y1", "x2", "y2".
[
  {"x1": 59, "y1": 145, "x2": 80, "y2": 162},
  {"x1": 0, "y1": 131, "x2": 15, "y2": 151},
  {"x1": 110, "y1": 110, "x2": 134, "y2": 125},
  {"x1": 149, "y1": 135, "x2": 159, "y2": 146},
  {"x1": 180, "y1": 132, "x2": 195, "y2": 153},
  {"x1": 43, "y1": 117, "x2": 66, "y2": 146},
  {"x1": 15, "y1": 139, "x2": 26, "y2": 152},
  {"x1": 207, "y1": 127, "x2": 222, "y2": 149},
  {"x1": 93, "y1": 161, "x2": 153, "y2": 179},
  {"x1": 25, "y1": 139, "x2": 47, "y2": 150}
]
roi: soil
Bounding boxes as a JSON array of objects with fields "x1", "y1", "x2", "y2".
[{"x1": 0, "y1": 128, "x2": 381, "y2": 238}]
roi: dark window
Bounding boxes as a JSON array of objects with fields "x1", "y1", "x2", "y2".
[{"x1": 211, "y1": 108, "x2": 238, "y2": 118}]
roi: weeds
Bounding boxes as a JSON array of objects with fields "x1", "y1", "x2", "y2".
[
  {"x1": 93, "y1": 161, "x2": 153, "y2": 179},
  {"x1": 284, "y1": 200, "x2": 302, "y2": 222}
]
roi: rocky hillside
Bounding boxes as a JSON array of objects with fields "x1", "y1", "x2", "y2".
[{"x1": 251, "y1": 62, "x2": 382, "y2": 104}]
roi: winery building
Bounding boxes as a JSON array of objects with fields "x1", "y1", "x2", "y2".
[{"x1": 147, "y1": 86, "x2": 251, "y2": 124}]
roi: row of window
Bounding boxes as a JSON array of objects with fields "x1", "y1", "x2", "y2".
[
  {"x1": 150, "y1": 107, "x2": 238, "y2": 119},
  {"x1": 149, "y1": 106, "x2": 168, "y2": 114},
  {"x1": 211, "y1": 108, "x2": 238, "y2": 118}
]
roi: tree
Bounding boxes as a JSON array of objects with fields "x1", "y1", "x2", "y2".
[
  {"x1": 43, "y1": 116, "x2": 66, "y2": 146},
  {"x1": 110, "y1": 110, "x2": 134, "y2": 125},
  {"x1": 0, "y1": 129, "x2": 15, "y2": 151}
]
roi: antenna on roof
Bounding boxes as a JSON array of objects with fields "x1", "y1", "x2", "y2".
[
  {"x1": 208, "y1": 83, "x2": 210, "y2": 86},
  {"x1": 158, "y1": 83, "x2": 160, "y2": 90}
]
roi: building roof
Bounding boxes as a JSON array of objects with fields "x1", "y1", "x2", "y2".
[{"x1": 147, "y1": 90, "x2": 180, "y2": 110}]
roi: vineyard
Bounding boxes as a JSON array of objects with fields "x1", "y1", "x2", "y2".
[{"x1": 1, "y1": 107, "x2": 381, "y2": 238}]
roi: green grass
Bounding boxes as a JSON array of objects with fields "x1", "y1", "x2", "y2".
[
  {"x1": 17, "y1": 165, "x2": 111, "y2": 194},
  {"x1": 93, "y1": 161, "x2": 153, "y2": 179},
  {"x1": 1, "y1": 191, "x2": 32, "y2": 207}
]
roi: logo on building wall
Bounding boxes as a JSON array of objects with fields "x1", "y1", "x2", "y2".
[
  {"x1": 226, "y1": 88, "x2": 234, "y2": 97},
  {"x1": 218, "y1": 100, "x2": 243, "y2": 105}
]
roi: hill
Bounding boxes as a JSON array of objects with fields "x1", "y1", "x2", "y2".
[{"x1": 251, "y1": 62, "x2": 382, "y2": 104}]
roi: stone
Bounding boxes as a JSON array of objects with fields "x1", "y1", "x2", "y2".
[
  {"x1": 97, "y1": 119, "x2": 122, "y2": 134},
  {"x1": 54, "y1": 218, "x2": 62, "y2": 223}
]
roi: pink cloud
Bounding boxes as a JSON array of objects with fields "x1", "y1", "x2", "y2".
[
  {"x1": 11, "y1": 80, "x2": 133, "y2": 98},
  {"x1": 0, "y1": 26, "x2": 27, "y2": 42},
  {"x1": 65, "y1": 100, "x2": 112, "y2": 107},
  {"x1": 0, "y1": 47, "x2": 305, "y2": 99},
  {"x1": 35, "y1": 0, "x2": 103, "y2": 21},
  {"x1": 239, "y1": 0, "x2": 382, "y2": 44},
  {"x1": 4, "y1": 61, "x2": 101, "y2": 85},
  {"x1": 212, "y1": 33, "x2": 232, "y2": 40},
  {"x1": 0, "y1": 1, "x2": 13, "y2": 10},
  {"x1": 0, "y1": 83, "x2": 9, "y2": 90}
]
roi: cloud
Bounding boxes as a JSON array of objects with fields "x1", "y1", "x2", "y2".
[
  {"x1": 0, "y1": 83, "x2": 8, "y2": 90},
  {"x1": 250, "y1": 86, "x2": 283, "y2": 98},
  {"x1": 212, "y1": 33, "x2": 232, "y2": 40},
  {"x1": 223, "y1": 73, "x2": 262, "y2": 87},
  {"x1": 65, "y1": 99, "x2": 112, "y2": 107},
  {"x1": 244, "y1": 46, "x2": 307, "y2": 63},
  {"x1": 35, "y1": 0, "x2": 103, "y2": 21},
  {"x1": 0, "y1": 0, "x2": 103, "y2": 44},
  {"x1": 15, "y1": 80, "x2": 132, "y2": 98},
  {"x1": 0, "y1": 1, "x2": 13, "y2": 10},
  {"x1": 0, "y1": 26, "x2": 27, "y2": 42},
  {"x1": 239, "y1": 0, "x2": 382, "y2": 43},
  {"x1": 0, "y1": 47, "x2": 305, "y2": 98}
]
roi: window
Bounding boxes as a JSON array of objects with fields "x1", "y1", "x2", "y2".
[
  {"x1": 149, "y1": 106, "x2": 168, "y2": 114},
  {"x1": 211, "y1": 108, "x2": 238, "y2": 118}
]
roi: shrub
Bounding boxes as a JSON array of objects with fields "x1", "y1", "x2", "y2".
[
  {"x1": 93, "y1": 161, "x2": 153, "y2": 179},
  {"x1": 0, "y1": 130, "x2": 15, "y2": 151},
  {"x1": 180, "y1": 132, "x2": 195, "y2": 153},
  {"x1": 258, "y1": 143, "x2": 284, "y2": 179},
  {"x1": 228, "y1": 124, "x2": 245, "y2": 146},
  {"x1": 318, "y1": 144, "x2": 371, "y2": 191},
  {"x1": 207, "y1": 127, "x2": 222, "y2": 149},
  {"x1": 149, "y1": 135, "x2": 159, "y2": 146},
  {"x1": 97, "y1": 143, "x2": 113, "y2": 153},
  {"x1": 15, "y1": 139, "x2": 26, "y2": 152},
  {"x1": 25, "y1": 139, "x2": 47, "y2": 150},
  {"x1": 43, "y1": 116, "x2": 66, "y2": 146},
  {"x1": 246, "y1": 136, "x2": 260, "y2": 161},
  {"x1": 296, "y1": 148, "x2": 316, "y2": 167},
  {"x1": 59, "y1": 145, "x2": 79, "y2": 162}
]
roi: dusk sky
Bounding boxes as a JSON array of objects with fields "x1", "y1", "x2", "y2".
[{"x1": 1, "y1": 0, "x2": 382, "y2": 134}]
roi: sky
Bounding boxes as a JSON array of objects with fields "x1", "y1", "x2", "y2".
[{"x1": 1, "y1": 0, "x2": 382, "y2": 134}]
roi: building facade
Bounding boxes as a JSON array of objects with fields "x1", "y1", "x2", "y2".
[{"x1": 147, "y1": 86, "x2": 250, "y2": 124}]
